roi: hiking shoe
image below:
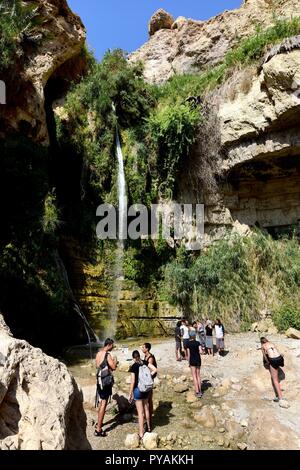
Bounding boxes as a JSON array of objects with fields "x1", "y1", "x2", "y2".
[
  {"x1": 196, "y1": 392, "x2": 203, "y2": 398},
  {"x1": 273, "y1": 397, "x2": 280, "y2": 403},
  {"x1": 94, "y1": 429, "x2": 107, "y2": 437}
]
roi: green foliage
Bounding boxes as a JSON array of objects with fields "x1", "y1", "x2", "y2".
[
  {"x1": 162, "y1": 231, "x2": 300, "y2": 330},
  {"x1": 0, "y1": 137, "x2": 80, "y2": 354},
  {"x1": 0, "y1": 0, "x2": 41, "y2": 72},
  {"x1": 273, "y1": 304, "x2": 300, "y2": 332},
  {"x1": 58, "y1": 50, "x2": 156, "y2": 212},
  {"x1": 42, "y1": 190, "x2": 61, "y2": 236},
  {"x1": 148, "y1": 103, "x2": 200, "y2": 197},
  {"x1": 225, "y1": 16, "x2": 300, "y2": 67},
  {"x1": 153, "y1": 16, "x2": 300, "y2": 107}
]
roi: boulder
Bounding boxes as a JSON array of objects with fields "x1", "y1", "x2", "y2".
[
  {"x1": 149, "y1": 9, "x2": 174, "y2": 36},
  {"x1": 186, "y1": 391, "x2": 198, "y2": 403},
  {"x1": 237, "y1": 442, "x2": 248, "y2": 450},
  {"x1": 125, "y1": 433, "x2": 140, "y2": 449},
  {"x1": 194, "y1": 406, "x2": 216, "y2": 428},
  {"x1": 286, "y1": 328, "x2": 300, "y2": 340},
  {"x1": 167, "y1": 431, "x2": 177, "y2": 443},
  {"x1": 174, "y1": 383, "x2": 189, "y2": 393},
  {"x1": 0, "y1": 314, "x2": 90, "y2": 450},
  {"x1": 143, "y1": 432, "x2": 158, "y2": 450},
  {"x1": 226, "y1": 421, "x2": 244, "y2": 440},
  {"x1": 171, "y1": 16, "x2": 187, "y2": 30}
]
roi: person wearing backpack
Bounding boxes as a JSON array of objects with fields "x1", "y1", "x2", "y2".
[
  {"x1": 94, "y1": 338, "x2": 117, "y2": 437},
  {"x1": 129, "y1": 350, "x2": 157, "y2": 441},
  {"x1": 141, "y1": 343, "x2": 157, "y2": 431}
]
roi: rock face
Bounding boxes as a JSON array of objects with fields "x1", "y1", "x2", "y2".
[
  {"x1": 61, "y1": 237, "x2": 179, "y2": 338},
  {"x1": 0, "y1": 314, "x2": 90, "y2": 450},
  {"x1": 130, "y1": 0, "x2": 300, "y2": 247},
  {"x1": 0, "y1": 0, "x2": 86, "y2": 144},
  {"x1": 149, "y1": 9, "x2": 174, "y2": 36},
  {"x1": 130, "y1": 0, "x2": 298, "y2": 84}
]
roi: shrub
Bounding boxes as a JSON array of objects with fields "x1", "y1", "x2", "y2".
[
  {"x1": 273, "y1": 304, "x2": 300, "y2": 332},
  {"x1": 148, "y1": 103, "x2": 200, "y2": 197},
  {"x1": 0, "y1": 0, "x2": 41, "y2": 72}
]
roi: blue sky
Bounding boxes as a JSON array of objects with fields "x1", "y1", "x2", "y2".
[{"x1": 67, "y1": 0, "x2": 242, "y2": 61}]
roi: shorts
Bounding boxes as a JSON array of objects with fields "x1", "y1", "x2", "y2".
[
  {"x1": 183, "y1": 339, "x2": 189, "y2": 349},
  {"x1": 216, "y1": 338, "x2": 224, "y2": 349},
  {"x1": 269, "y1": 356, "x2": 284, "y2": 370},
  {"x1": 175, "y1": 340, "x2": 181, "y2": 349},
  {"x1": 190, "y1": 359, "x2": 201, "y2": 368},
  {"x1": 97, "y1": 384, "x2": 113, "y2": 401},
  {"x1": 133, "y1": 387, "x2": 149, "y2": 401},
  {"x1": 206, "y1": 336, "x2": 213, "y2": 349}
]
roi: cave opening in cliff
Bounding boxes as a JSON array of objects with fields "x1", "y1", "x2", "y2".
[{"x1": 223, "y1": 151, "x2": 300, "y2": 239}]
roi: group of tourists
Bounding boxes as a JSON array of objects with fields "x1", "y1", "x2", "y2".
[
  {"x1": 93, "y1": 322, "x2": 288, "y2": 438},
  {"x1": 95, "y1": 340, "x2": 157, "y2": 440},
  {"x1": 175, "y1": 318, "x2": 225, "y2": 360}
]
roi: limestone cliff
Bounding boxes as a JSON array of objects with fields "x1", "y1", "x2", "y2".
[
  {"x1": 0, "y1": 0, "x2": 86, "y2": 144},
  {"x1": 130, "y1": 0, "x2": 299, "y2": 83},
  {"x1": 0, "y1": 314, "x2": 90, "y2": 450},
  {"x1": 131, "y1": 0, "x2": 300, "y2": 243}
]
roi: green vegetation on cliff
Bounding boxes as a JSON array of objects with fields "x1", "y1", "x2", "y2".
[
  {"x1": 155, "y1": 16, "x2": 300, "y2": 104},
  {"x1": 0, "y1": 0, "x2": 42, "y2": 73},
  {"x1": 162, "y1": 231, "x2": 300, "y2": 331}
]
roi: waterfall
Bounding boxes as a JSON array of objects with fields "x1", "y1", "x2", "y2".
[
  {"x1": 54, "y1": 250, "x2": 100, "y2": 357},
  {"x1": 104, "y1": 108, "x2": 127, "y2": 339}
]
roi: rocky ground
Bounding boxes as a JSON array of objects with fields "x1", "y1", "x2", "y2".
[{"x1": 66, "y1": 333, "x2": 300, "y2": 451}]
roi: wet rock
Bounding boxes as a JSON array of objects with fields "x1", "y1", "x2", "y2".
[
  {"x1": 125, "y1": 433, "x2": 140, "y2": 449},
  {"x1": 190, "y1": 401, "x2": 203, "y2": 409},
  {"x1": 194, "y1": 406, "x2": 216, "y2": 428},
  {"x1": 143, "y1": 432, "x2": 158, "y2": 450}
]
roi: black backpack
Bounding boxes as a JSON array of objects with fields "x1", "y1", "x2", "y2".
[{"x1": 95, "y1": 353, "x2": 114, "y2": 407}]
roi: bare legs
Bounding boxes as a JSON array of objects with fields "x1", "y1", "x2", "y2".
[
  {"x1": 148, "y1": 390, "x2": 153, "y2": 431},
  {"x1": 135, "y1": 399, "x2": 150, "y2": 438},
  {"x1": 96, "y1": 398, "x2": 108, "y2": 432},
  {"x1": 190, "y1": 366, "x2": 202, "y2": 395},
  {"x1": 176, "y1": 344, "x2": 182, "y2": 361},
  {"x1": 269, "y1": 365, "x2": 283, "y2": 400}
]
